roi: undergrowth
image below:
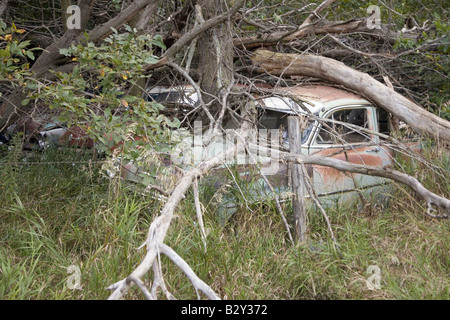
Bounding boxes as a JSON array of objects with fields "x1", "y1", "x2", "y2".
[{"x1": 0, "y1": 141, "x2": 448, "y2": 300}]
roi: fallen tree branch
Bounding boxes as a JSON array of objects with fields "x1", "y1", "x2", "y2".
[
  {"x1": 107, "y1": 132, "x2": 247, "y2": 299},
  {"x1": 159, "y1": 243, "x2": 220, "y2": 300},
  {"x1": 251, "y1": 50, "x2": 450, "y2": 142},
  {"x1": 248, "y1": 142, "x2": 450, "y2": 218},
  {"x1": 234, "y1": 18, "x2": 394, "y2": 49},
  {"x1": 300, "y1": 155, "x2": 450, "y2": 218}
]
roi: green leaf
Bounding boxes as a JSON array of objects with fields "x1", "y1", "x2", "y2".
[
  {"x1": 59, "y1": 48, "x2": 70, "y2": 56},
  {"x1": 144, "y1": 56, "x2": 159, "y2": 65},
  {"x1": 151, "y1": 35, "x2": 166, "y2": 50},
  {"x1": 26, "y1": 50, "x2": 35, "y2": 60},
  {"x1": 104, "y1": 107, "x2": 111, "y2": 119}
]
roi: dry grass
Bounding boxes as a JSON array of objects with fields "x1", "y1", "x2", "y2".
[{"x1": 0, "y1": 141, "x2": 448, "y2": 299}]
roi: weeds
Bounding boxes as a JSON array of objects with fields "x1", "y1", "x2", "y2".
[{"x1": 0, "y1": 144, "x2": 448, "y2": 299}]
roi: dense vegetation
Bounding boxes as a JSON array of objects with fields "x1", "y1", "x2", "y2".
[
  {"x1": 0, "y1": 0, "x2": 448, "y2": 300},
  {"x1": 0, "y1": 143, "x2": 448, "y2": 299}
]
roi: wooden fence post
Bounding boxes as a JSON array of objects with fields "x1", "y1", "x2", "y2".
[{"x1": 288, "y1": 116, "x2": 307, "y2": 243}]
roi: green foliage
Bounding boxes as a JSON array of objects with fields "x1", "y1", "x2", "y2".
[
  {"x1": 29, "y1": 27, "x2": 178, "y2": 162},
  {"x1": 0, "y1": 146, "x2": 448, "y2": 299},
  {"x1": 0, "y1": 20, "x2": 38, "y2": 87},
  {"x1": 0, "y1": 135, "x2": 23, "y2": 207}
]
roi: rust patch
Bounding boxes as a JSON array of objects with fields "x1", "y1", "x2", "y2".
[
  {"x1": 313, "y1": 147, "x2": 383, "y2": 167},
  {"x1": 59, "y1": 126, "x2": 95, "y2": 149},
  {"x1": 313, "y1": 165, "x2": 344, "y2": 184},
  {"x1": 312, "y1": 146, "x2": 384, "y2": 184},
  {"x1": 287, "y1": 85, "x2": 366, "y2": 104}
]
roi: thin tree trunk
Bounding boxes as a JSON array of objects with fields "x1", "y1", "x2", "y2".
[
  {"x1": 61, "y1": 0, "x2": 72, "y2": 32},
  {"x1": 0, "y1": 0, "x2": 9, "y2": 18},
  {"x1": 288, "y1": 116, "x2": 307, "y2": 243},
  {"x1": 197, "y1": 0, "x2": 234, "y2": 115}
]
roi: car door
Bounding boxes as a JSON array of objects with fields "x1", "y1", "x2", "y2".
[{"x1": 307, "y1": 106, "x2": 392, "y2": 206}]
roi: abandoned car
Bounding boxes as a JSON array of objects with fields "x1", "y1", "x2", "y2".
[
  {"x1": 0, "y1": 84, "x2": 420, "y2": 212},
  {"x1": 147, "y1": 84, "x2": 421, "y2": 210}
]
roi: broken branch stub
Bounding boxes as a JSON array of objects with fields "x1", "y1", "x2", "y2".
[{"x1": 288, "y1": 116, "x2": 307, "y2": 243}]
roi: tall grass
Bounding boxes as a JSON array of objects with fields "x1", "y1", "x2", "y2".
[{"x1": 0, "y1": 141, "x2": 448, "y2": 299}]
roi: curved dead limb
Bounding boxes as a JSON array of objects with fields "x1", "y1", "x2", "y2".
[
  {"x1": 248, "y1": 142, "x2": 449, "y2": 218},
  {"x1": 301, "y1": 155, "x2": 450, "y2": 218},
  {"x1": 251, "y1": 50, "x2": 450, "y2": 142},
  {"x1": 107, "y1": 138, "x2": 245, "y2": 300}
]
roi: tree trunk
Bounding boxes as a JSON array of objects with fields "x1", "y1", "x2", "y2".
[
  {"x1": 288, "y1": 116, "x2": 307, "y2": 243},
  {"x1": 61, "y1": 0, "x2": 72, "y2": 32},
  {"x1": 0, "y1": 0, "x2": 8, "y2": 18},
  {"x1": 251, "y1": 50, "x2": 450, "y2": 142},
  {"x1": 197, "y1": 0, "x2": 234, "y2": 114}
]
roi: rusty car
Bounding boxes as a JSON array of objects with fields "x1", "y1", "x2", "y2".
[{"x1": 147, "y1": 84, "x2": 421, "y2": 213}]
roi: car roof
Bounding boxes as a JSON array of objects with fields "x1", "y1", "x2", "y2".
[
  {"x1": 147, "y1": 84, "x2": 372, "y2": 114},
  {"x1": 266, "y1": 85, "x2": 371, "y2": 112}
]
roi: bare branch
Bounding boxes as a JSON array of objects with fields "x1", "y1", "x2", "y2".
[
  {"x1": 301, "y1": 0, "x2": 338, "y2": 27},
  {"x1": 193, "y1": 178, "x2": 208, "y2": 250},
  {"x1": 127, "y1": 275, "x2": 153, "y2": 300},
  {"x1": 88, "y1": 0, "x2": 161, "y2": 42},
  {"x1": 107, "y1": 138, "x2": 245, "y2": 299},
  {"x1": 163, "y1": 0, "x2": 245, "y2": 59},
  {"x1": 247, "y1": 142, "x2": 450, "y2": 218},
  {"x1": 159, "y1": 243, "x2": 220, "y2": 300}
]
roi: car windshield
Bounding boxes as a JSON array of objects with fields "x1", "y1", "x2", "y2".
[
  {"x1": 147, "y1": 88, "x2": 316, "y2": 144},
  {"x1": 257, "y1": 109, "x2": 314, "y2": 145}
]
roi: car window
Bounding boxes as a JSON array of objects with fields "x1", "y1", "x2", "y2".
[
  {"x1": 377, "y1": 108, "x2": 391, "y2": 136},
  {"x1": 258, "y1": 109, "x2": 288, "y2": 130},
  {"x1": 315, "y1": 108, "x2": 369, "y2": 144},
  {"x1": 257, "y1": 109, "x2": 313, "y2": 145}
]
